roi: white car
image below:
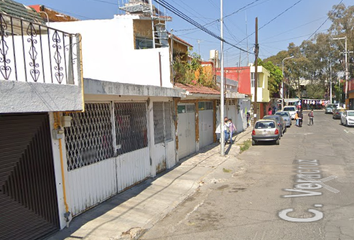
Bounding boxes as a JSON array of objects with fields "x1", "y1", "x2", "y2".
[
  {"x1": 283, "y1": 106, "x2": 297, "y2": 120},
  {"x1": 341, "y1": 110, "x2": 354, "y2": 126}
]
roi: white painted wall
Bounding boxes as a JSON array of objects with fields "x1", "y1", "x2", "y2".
[
  {"x1": 0, "y1": 33, "x2": 79, "y2": 84},
  {"x1": 51, "y1": 17, "x2": 173, "y2": 88},
  {"x1": 216, "y1": 98, "x2": 250, "y2": 140}
]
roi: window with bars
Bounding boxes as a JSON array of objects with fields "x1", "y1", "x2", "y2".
[
  {"x1": 153, "y1": 102, "x2": 172, "y2": 144},
  {"x1": 114, "y1": 102, "x2": 148, "y2": 155},
  {"x1": 65, "y1": 103, "x2": 114, "y2": 171}
]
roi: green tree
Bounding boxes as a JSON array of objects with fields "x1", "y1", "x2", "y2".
[
  {"x1": 328, "y1": 3, "x2": 354, "y2": 78},
  {"x1": 173, "y1": 52, "x2": 215, "y2": 88},
  {"x1": 306, "y1": 83, "x2": 326, "y2": 99},
  {"x1": 258, "y1": 59, "x2": 283, "y2": 97}
]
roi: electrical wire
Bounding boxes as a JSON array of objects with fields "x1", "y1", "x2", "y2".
[
  {"x1": 225, "y1": 0, "x2": 304, "y2": 52},
  {"x1": 306, "y1": 0, "x2": 343, "y2": 40},
  {"x1": 154, "y1": 0, "x2": 253, "y2": 54}
]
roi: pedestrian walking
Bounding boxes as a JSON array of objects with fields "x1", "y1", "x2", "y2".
[
  {"x1": 224, "y1": 118, "x2": 230, "y2": 144},
  {"x1": 268, "y1": 107, "x2": 272, "y2": 115},
  {"x1": 298, "y1": 111, "x2": 303, "y2": 127},
  {"x1": 295, "y1": 111, "x2": 299, "y2": 126},
  {"x1": 227, "y1": 119, "x2": 236, "y2": 143},
  {"x1": 299, "y1": 110, "x2": 304, "y2": 127},
  {"x1": 308, "y1": 109, "x2": 314, "y2": 125}
]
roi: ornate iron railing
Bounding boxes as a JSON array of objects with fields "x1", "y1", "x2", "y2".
[{"x1": 0, "y1": 13, "x2": 78, "y2": 84}]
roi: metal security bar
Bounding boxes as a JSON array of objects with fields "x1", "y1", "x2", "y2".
[
  {"x1": 65, "y1": 103, "x2": 114, "y2": 171},
  {"x1": 114, "y1": 102, "x2": 148, "y2": 155},
  {"x1": 153, "y1": 102, "x2": 172, "y2": 144},
  {"x1": 0, "y1": 13, "x2": 77, "y2": 84},
  {"x1": 164, "y1": 102, "x2": 172, "y2": 141}
]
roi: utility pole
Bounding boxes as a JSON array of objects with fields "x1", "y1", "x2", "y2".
[
  {"x1": 281, "y1": 56, "x2": 294, "y2": 110},
  {"x1": 333, "y1": 36, "x2": 353, "y2": 106},
  {"x1": 220, "y1": 0, "x2": 225, "y2": 156},
  {"x1": 253, "y1": 17, "x2": 259, "y2": 123}
]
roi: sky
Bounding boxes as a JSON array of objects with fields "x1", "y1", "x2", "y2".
[{"x1": 16, "y1": 0, "x2": 353, "y2": 67}]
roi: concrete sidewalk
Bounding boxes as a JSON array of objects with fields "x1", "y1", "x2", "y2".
[{"x1": 47, "y1": 128, "x2": 252, "y2": 240}]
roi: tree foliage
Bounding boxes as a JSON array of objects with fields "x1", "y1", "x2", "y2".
[
  {"x1": 263, "y1": 3, "x2": 353, "y2": 100},
  {"x1": 173, "y1": 52, "x2": 216, "y2": 88},
  {"x1": 258, "y1": 59, "x2": 283, "y2": 98}
]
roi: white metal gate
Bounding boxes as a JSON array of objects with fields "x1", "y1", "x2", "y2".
[
  {"x1": 198, "y1": 102, "x2": 214, "y2": 149},
  {"x1": 177, "y1": 104, "x2": 196, "y2": 159}
]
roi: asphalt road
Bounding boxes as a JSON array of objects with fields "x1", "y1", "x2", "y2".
[{"x1": 140, "y1": 110, "x2": 354, "y2": 240}]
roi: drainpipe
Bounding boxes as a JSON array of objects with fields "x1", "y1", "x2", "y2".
[{"x1": 54, "y1": 112, "x2": 71, "y2": 226}]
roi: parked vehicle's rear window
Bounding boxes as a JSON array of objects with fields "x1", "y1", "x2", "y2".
[
  {"x1": 284, "y1": 107, "x2": 296, "y2": 111},
  {"x1": 276, "y1": 112, "x2": 289, "y2": 117},
  {"x1": 255, "y1": 121, "x2": 275, "y2": 129}
]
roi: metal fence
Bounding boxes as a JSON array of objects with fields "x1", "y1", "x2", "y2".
[
  {"x1": 0, "y1": 13, "x2": 78, "y2": 84},
  {"x1": 153, "y1": 102, "x2": 172, "y2": 144},
  {"x1": 114, "y1": 102, "x2": 148, "y2": 155},
  {"x1": 65, "y1": 103, "x2": 114, "y2": 171},
  {"x1": 65, "y1": 102, "x2": 149, "y2": 171}
]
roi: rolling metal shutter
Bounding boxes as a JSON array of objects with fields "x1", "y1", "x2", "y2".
[{"x1": 0, "y1": 113, "x2": 59, "y2": 240}]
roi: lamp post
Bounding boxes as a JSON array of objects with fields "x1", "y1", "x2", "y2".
[{"x1": 281, "y1": 56, "x2": 294, "y2": 109}]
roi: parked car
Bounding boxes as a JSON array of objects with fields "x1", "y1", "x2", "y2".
[
  {"x1": 332, "y1": 107, "x2": 345, "y2": 119},
  {"x1": 341, "y1": 110, "x2": 354, "y2": 126},
  {"x1": 325, "y1": 104, "x2": 336, "y2": 114},
  {"x1": 263, "y1": 114, "x2": 286, "y2": 135},
  {"x1": 252, "y1": 119, "x2": 280, "y2": 145},
  {"x1": 283, "y1": 106, "x2": 297, "y2": 119},
  {"x1": 275, "y1": 111, "x2": 292, "y2": 127}
]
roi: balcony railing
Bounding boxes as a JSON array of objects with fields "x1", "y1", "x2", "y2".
[{"x1": 0, "y1": 13, "x2": 79, "y2": 85}]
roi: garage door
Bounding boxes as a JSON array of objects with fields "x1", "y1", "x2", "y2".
[
  {"x1": 0, "y1": 113, "x2": 59, "y2": 240},
  {"x1": 177, "y1": 104, "x2": 196, "y2": 159},
  {"x1": 198, "y1": 102, "x2": 214, "y2": 149}
]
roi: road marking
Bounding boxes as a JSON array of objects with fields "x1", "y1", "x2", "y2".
[
  {"x1": 301, "y1": 175, "x2": 339, "y2": 194},
  {"x1": 344, "y1": 129, "x2": 349, "y2": 134}
]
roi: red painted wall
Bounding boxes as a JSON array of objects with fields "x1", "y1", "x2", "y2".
[{"x1": 216, "y1": 67, "x2": 251, "y2": 95}]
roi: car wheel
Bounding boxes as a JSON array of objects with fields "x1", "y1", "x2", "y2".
[{"x1": 275, "y1": 139, "x2": 280, "y2": 145}]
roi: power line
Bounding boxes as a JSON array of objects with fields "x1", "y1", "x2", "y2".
[
  {"x1": 307, "y1": 0, "x2": 343, "y2": 40},
  {"x1": 90, "y1": 0, "x2": 118, "y2": 5},
  {"x1": 154, "y1": 0, "x2": 253, "y2": 54},
  {"x1": 261, "y1": 16, "x2": 327, "y2": 42},
  {"x1": 259, "y1": 0, "x2": 303, "y2": 31},
  {"x1": 224, "y1": 0, "x2": 261, "y2": 19},
  {"x1": 171, "y1": 0, "x2": 263, "y2": 34},
  {"x1": 225, "y1": 0, "x2": 304, "y2": 52}
]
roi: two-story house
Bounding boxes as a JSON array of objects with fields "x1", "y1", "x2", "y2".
[
  {"x1": 0, "y1": 1, "x2": 83, "y2": 239},
  {"x1": 250, "y1": 64, "x2": 271, "y2": 118},
  {"x1": 216, "y1": 65, "x2": 270, "y2": 119}
]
